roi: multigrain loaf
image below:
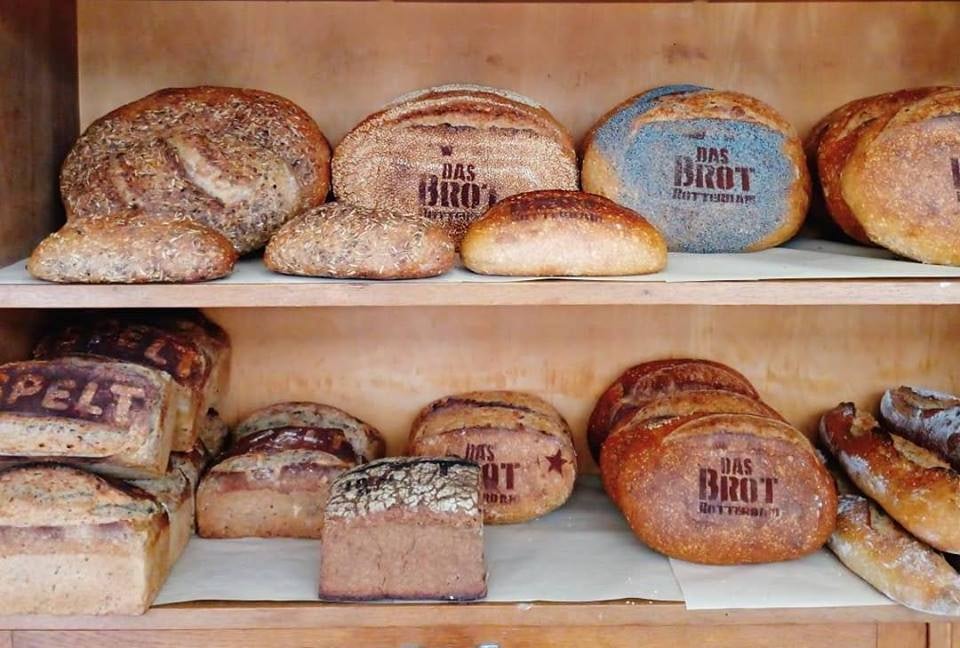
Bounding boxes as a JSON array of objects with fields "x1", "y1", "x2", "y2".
[
  {"x1": 582, "y1": 85, "x2": 810, "y2": 252},
  {"x1": 332, "y1": 84, "x2": 578, "y2": 242},
  {"x1": 461, "y1": 190, "x2": 667, "y2": 276},
  {"x1": 0, "y1": 464, "x2": 170, "y2": 615},
  {"x1": 60, "y1": 86, "x2": 331, "y2": 254},
  {"x1": 27, "y1": 213, "x2": 236, "y2": 284},
  {"x1": 0, "y1": 358, "x2": 177, "y2": 479},
  {"x1": 408, "y1": 391, "x2": 577, "y2": 523},
  {"x1": 880, "y1": 386, "x2": 960, "y2": 470},
  {"x1": 265, "y1": 202, "x2": 455, "y2": 279},
  {"x1": 319, "y1": 457, "x2": 486, "y2": 601}
]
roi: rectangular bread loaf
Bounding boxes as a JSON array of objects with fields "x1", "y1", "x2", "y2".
[{"x1": 0, "y1": 358, "x2": 177, "y2": 478}]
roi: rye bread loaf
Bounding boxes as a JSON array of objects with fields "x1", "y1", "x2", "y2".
[
  {"x1": 27, "y1": 213, "x2": 236, "y2": 284},
  {"x1": 820, "y1": 402, "x2": 960, "y2": 553},
  {"x1": 408, "y1": 391, "x2": 577, "y2": 524},
  {"x1": 587, "y1": 359, "x2": 760, "y2": 462},
  {"x1": 60, "y1": 86, "x2": 331, "y2": 254},
  {"x1": 332, "y1": 84, "x2": 578, "y2": 243},
  {"x1": 0, "y1": 463, "x2": 170, "y2": 615},
  {"x1": 461, "y1": 190, "x2": 667, "y2": 276},
  {"x1": 809, "y1": 87, "x2": 960, "y2": 264},
  {"x1": 582, "y1": 85, "x2": 810, "y2": 253},
  {"x1": 616, "y1": 413, "x2": 836, "y2": 564},
  {"x1": 0, "y1": 358, "x2": 177, "y2": 479},
  {"x1": 880, "y1": 386, "x2": 960, "y2": 471},
  {"x1": 319, "y1": 457, "x2": 485, "y2": 601},
  {"x1": 264, "y1": 202, "x2": 455, "y2": 279}
]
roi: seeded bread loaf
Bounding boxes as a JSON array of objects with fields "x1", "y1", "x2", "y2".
[
  {"x1": 408, "y1": 391, "x2": 577, "y2": 523},
  {"x1": 0, "y1": 464, "x2": 170, "y2": 615},
  {"x1": 27, "y1": 213, "x2": 236, "y2": 284},
  {"x1": 582, "y1": 85, "x2": 810, "y2": 252},
  {"x1": 265, "y1": 202, "x2": 455, "y2": 279},
  {"x1": 332, "y1": 84, "x2": 578, "y2": 243},
  {"x1": 461, "y1": 190, "x2": 667, "y2": 276},
  {"x1": 60, "y1": 86, "x2": 331, "y2": 254},
  {"x1": 319, "y1": 457, "x2": 485, "y2": 601},
  {"x1": 880, "y1": 386, "x2": 960, "y2": 470},
  {"x1": 0, "y1": 359, "x2": 177, "y2": 479}
]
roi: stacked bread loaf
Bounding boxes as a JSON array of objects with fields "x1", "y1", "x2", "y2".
[
  {"x1": 591, "y1": 359, "x2": 836, "y2": 565},
  {"x1": 820, "y1": 389, "x2": 960, "y2": 614},
  {"x1": 0, "y1": 310, "x2": 230, "y2": 614}
]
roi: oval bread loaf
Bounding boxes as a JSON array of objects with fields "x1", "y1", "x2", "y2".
[
  {"x1": 880, "y1": 386, "x2": 960, "y2": 471},
  {"x1": 461, "y1": 190, "x2": 667, "y2": 276},
  {"x1": 582, "y1": 85, "x2": 810, "y2": 252}
]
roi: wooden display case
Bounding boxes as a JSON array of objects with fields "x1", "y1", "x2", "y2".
[{"x1": 2, "y1": 1, "x2": 960, "y2": 646}]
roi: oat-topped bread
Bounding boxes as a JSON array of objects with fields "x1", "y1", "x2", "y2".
[
  {"x1": 60, "y1": 86, "x2": 331, "y2": 254},
  {"x1": 808, "y1": 87, "x2": 960, "y2": 264},
  {"x1": 880, "y1": 386, "x2": 960, "y2": 470},
  {"x1": 27, "y1": 213, "x2": 237, "y2": 284},
  {"x1": 461, "y1": 190, "x2": 667, "y2": 276},
  {"x1": 0, "y1": 464, "x2": 170, "y2": 614},
  {"x1": 264, "y1": 202, "x2": 455, "y2": 279},
  {"x1": 582, "y1": 85, "x2": 810, "y2": 252},
  {"x1": 408, "y1": 391, "x2": 577, "y2": 523},
  {"x1": 319, "y1": 457, "x2": 485, "y2": 601},
  {"x1": 0, "y1": 358, "x2": 177, "y2": 479},
  {"x1": 332, "y1": 84, "x2": 578, "y2": 243}
]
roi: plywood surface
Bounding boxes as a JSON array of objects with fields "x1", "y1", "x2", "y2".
[{"x1": 77, "y1": 1, "x2": 960, "y2": 144}]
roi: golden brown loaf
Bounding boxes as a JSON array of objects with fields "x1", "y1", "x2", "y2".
[
  {"x1": 820, "y1": 402, "x2": 960, "y2": 553},
  {"x1": 461, "y1": 190, "x2": 667, "y2": 276},
  {"x1": 60, "y1": 86, "x2": 331, "y2": 254},
  {"x1": 27, "y1": 213, "x2": 237, "y2": 284},
  {"x1": 264, "y1": 202, "x2": 455, "y2": 279},
  {"x1": 332, "y1": 84, "x2": 578, "y2": 243}
]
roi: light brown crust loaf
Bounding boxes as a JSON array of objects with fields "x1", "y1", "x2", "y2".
[
  {"x1": 461, "y1": 190, "x2": 667, "y2": 277},
  {"x1": 408, "y1": 391, "x2": 576, "y2": 524},
  {"x1": 820, "y1": 402, "x2": 960, "y2": 553},
  {"x1": 587, "y1": 359, "x2": 760, "y2": 462},
  {"x1": 60, "y1": 86, "x2": 331, "y2": 254},
  {"x1": 332, "y1": 84, "x2": 578, "y2": 243},
  {"x1": 616, "y1": 413, "x2": 836, "y2": 564},
  {"x1": 830, "y1": 493, "x2": 960, "y2": 615},
  {"x1": 27, "y1": 213, "x2": 237, "y2": 284},
  {"x1": 264, "y1": 202, "x2": 455, "y2": 279}
]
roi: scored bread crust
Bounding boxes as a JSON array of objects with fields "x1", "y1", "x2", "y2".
[
  {"x1": 27, "y1": 214, "x2": 237, "y2": 284},
  {"x1": 60, "y1": 86, "x2": 331, "y2": 254},
  {"x1": 616, "y1": 413, "x2": 836, "y2": 565},
  {"x1": 587, "y1": 359, "x2": 760, "y2": 462},
  {"x1": 461, "y1": 190, "x2": 667, "y2": 277},
  {"x1": 820, "y1": 402, "x2": 960, "y2": 553},
  {"x1": 880, "y1": 386, "x2": 960, "y2": 471},
  {"x1": 264, "y1": 202, "x2": 456, "y2": 279}
]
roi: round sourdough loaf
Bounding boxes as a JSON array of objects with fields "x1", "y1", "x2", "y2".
[
  {"x1": 616, "y1": 413, "x2": 836, "y2": 565},
  {"x1": 408, "y1": 391, "x2": 577, "y2": 524},
  {"x1": 461, "y1": 190, "x2": 666, "y2": 276},
  {"x1": 332, "y1": 84, "x2": 579, "y2": 243},
  {"x1": 264, "y1": 202, "x2": 455, "y2": 279},
  {"x1": 60, "y1": 86, "x2": 331, "y2": 254},
  {"x1": 582, "y1": 85, "x2": 810, "y2": 252},
  {"x1": 810, "y1": 87, "x2": 960, "y2": 265}
]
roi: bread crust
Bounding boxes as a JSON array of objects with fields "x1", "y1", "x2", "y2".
[
  {"x1": 28, "y1": 214, "x2": 236, "y2": 284},
  {"x1": 461, "y1": 190, "x2": 667, "y2": 276},
  {"x1": 820, "y1": 402, "x2": 960, "y2": 553},
  {"x1": 880, "y1": 386, "x2": 960, "y2": 471}
]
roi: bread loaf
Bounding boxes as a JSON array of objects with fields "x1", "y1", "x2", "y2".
[
  {"x1": 0, "y1": 359, "x2": 176, "y2": 479},
  {"x1": 820, "y1": 402, "x2": 960, "y2": 553},
  {"x1": 60, "y1": 86, "x2": 331, "y2": 254},
  {"x1": 0, "y1": 464, "x2": 170, "y2": 614},
  {"x1": 582, "y1": 85, "x2": 810, "y2": 252},
  {"x1": 264, "y1": 202, "x2": 455, "y2": 279},
  {"x1": 880, "y1": 386, "x2": 960, "y2": 471},
  {"x1": 319, "y1": 457, "x2": 485, "y2": 601},
  {"x1": 408, "y1": 391, "x2": 577, "y2": 523},
  {"x1": 27, "y1": 213, "x2": 236, "y2": 284},
  {"x1": 332, "y1": 84, "x2": 578, "y2": 242},
  {"x1": 587, "y1": 359, "x2": 760, "y2": 462},
  {"x1": 198, "y1": 409, "x2": 229, "y2": 458},
  {"x1": 616, "y1": 413, "x2": 836, "y2": 564},
  {"x1": 461, "y1": 190, "x2": 667, "y2": 276}
]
